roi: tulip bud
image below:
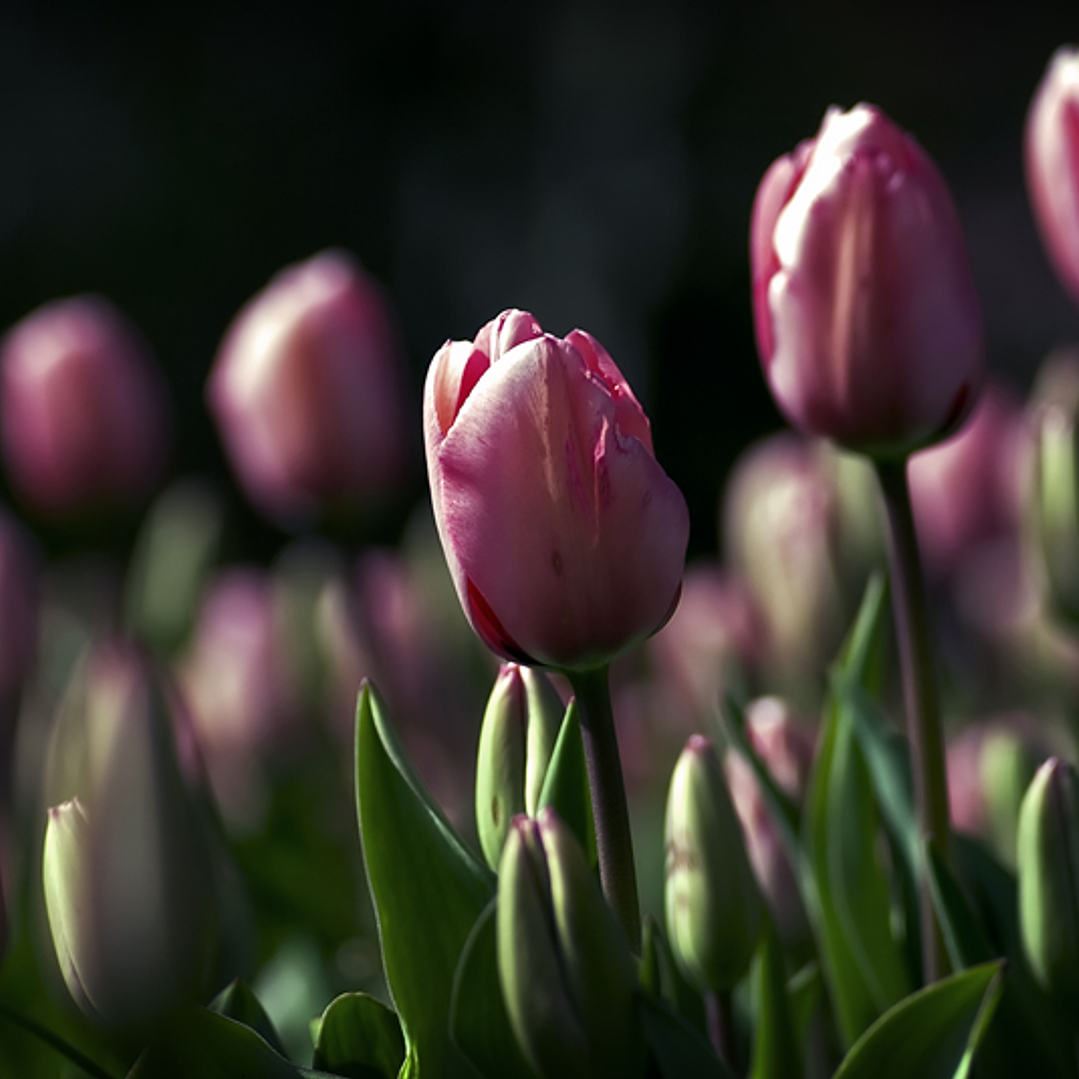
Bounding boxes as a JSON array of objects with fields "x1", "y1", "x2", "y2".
[
  {"x1": 0, "y1": 295, "x2": 170, "y2": 516},
  {"x1": 1029, "y1": 351, "x2": 1079, "y2": 628},
  {"x1": 751, "y1": 104, "x2": 983, "y2": 458},
  {"x1": 1025, "y1": 47, "x2": 1079, "y2": 306},
  {"x1": 424, "y1": 309, "x2": 689, "y2": 670},
  {"x1": 208, "y1": 249, "x2": 411, "y2": 525},
  {"x1": 665, "y1": 735, "x2": 763, "y2": 993},
  {"x1": 41, "y1": 643, "x2": 218, "y2": 1030},
  {"x1": 475, "y1": 663, "x2": 564, "y2": 870},
  {"x1": 497, "y1": 809, "x2": 644, "y2": 1079},
  {"x1": 1017, "y1": 757, "x2": 1079, "y2": 1006}
]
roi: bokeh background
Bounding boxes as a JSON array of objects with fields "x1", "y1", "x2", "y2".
[{"x1": 1, "y1": 0, "x2": 1077, "y2": 559}]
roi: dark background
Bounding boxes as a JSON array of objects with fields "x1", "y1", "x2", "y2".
[{"x1": 2, "y1": 0, "x2": 1077, "y2": 561}]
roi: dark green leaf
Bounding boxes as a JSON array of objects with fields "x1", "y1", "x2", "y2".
[
  {"x1": 355, "y1": 683, "x2": 494, "y2": 1079},
  {"x1": 831, "y1": 960, "x2": 1004, "y2": 1079},
  {"x1": 749, "y1": 918, "x2": 801, "y2": 1079},
  {"x1": 637, "y1": 992, "x2": 735, "y2": 1079},
  {"x1": 209, "y1": 979, "x2": 287, "y2": 1058},
  {"x1": 449, "y1": 899, "x2": 535, "y2": 1079},
  {"x1": 312, "y1": 992, "x2": 405, "y2": 1079},
  {"x1": 925, "y1": 840, "x2": 995, "y2": 971}
]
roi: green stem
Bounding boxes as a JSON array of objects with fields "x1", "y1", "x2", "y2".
[
  {"x1": 0, "y1": 999, "x2": 119, "y2": 1079},
  {"x1": 565, "y1": 665, "x2": 641, "y2": 952},
  {"x1": 874, "y1": 458, "x2": 951, "y2": 983}
]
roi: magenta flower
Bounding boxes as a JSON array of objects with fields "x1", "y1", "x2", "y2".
[
  {"x1": 1026, "y1": 47, "x2": 1079, "y2": 307},
  {"x1": 0, "y1": 296, "x2": 170, "y2": 515},
  {"x1": 751, "y1": 104, "x2": 983, "y2": 458},
  {"x1": 208, "y1": 250, "x2": 410, "y2": 524},
  {"x1": 424, "y1": 309, "x2": 689, "y2": 670}
]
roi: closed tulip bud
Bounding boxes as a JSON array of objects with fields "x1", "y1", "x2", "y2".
[
  {"x1": 1026, "y1": 47, "x2": 1079, "y2": 306},
  {"x1": 475, "y1": 663, "x2": 564, "y2": 870},
  {"x1": 1017, "y1": 757, "x2": 1079, "y2": 1006},
  {"x1": 208, "y1": 249, "x2": 411, "y2": 526},
  {"x1": 1030, "y1": 351, "x2": 1079, "y2": 627},
  {"x1": 424, "y1": 309, "x2": 689, "y2": 670},
  {"x1": 498, "y1": 809, "x2": 644, "y2": 1079},
  {"x1": 0, "y1": 296, "x2": 170, "y2": 516},
  {"x1": 665, "y1": 735, "x2": 763, "y2": 993},
  {"x1": 42, "y1": 643, "x2": 218, "y2": 1030},
  {"x1": 751, "y1": 104, "x2": 983, "y2": 458}
]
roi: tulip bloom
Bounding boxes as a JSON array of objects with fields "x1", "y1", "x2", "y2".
[
  {"x1": 0, "y1": 296, "x2": 170, "y2": 515},
  {"x1": 751, "y1": 104, "x2": 983, "y2": 458},
  {"x1": 208, "y1": 250, "x2": 411, "y2": 524},
  {"x1": 424, "y1": 309, "x2": 689, "y2": 670},
  {"x1": 1025, "y1": 47, "x2": 1079, "y2": 306}
]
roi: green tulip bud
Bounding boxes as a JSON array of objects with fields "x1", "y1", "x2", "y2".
[
  {"x1": 497, "y1": 808, "x2": 644, "y2": 1079},
  {"x1": 665, "y1": 734, "x2": 763, "y2": 993},
  {"x1": 1017, "y1": 757, "x2": 1079, "y2": 1006},
  {"x1": 41, "y1": 643, "x2": 218, "y2": 1031},
  {"x1": 475, "y1": 663, "x2": 563, "y2": 870}
]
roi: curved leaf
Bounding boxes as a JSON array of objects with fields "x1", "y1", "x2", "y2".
[{"x1": 312, "y1": 993, "x2": 405, "y2": 1079}]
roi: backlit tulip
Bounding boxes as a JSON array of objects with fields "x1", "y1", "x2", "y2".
[
  {"x1": 0, "y1": 296, "x2": 170, "y2": 515},
  {"x1": 423, "y1": 309, "x2": 689, "y2": 670},
  {"x1": 1025, "y1": 47, "x2": 1079, "y2": 306},
  {"x1": 751, "y1": 104, "x2": 983, "y2": 458},
  {"x1": 208, "y1": 249, "x2": 411, "y2": 525}
]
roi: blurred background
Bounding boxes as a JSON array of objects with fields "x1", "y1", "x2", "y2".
[{"x1": 2, "y1": 0, "x2": 1076, "y2": 561}]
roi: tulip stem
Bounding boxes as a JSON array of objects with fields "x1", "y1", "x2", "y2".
[
  {"x1": 705, "y1": 989, "x2": 738, "y2": 1071},
  {"x1": 874, "y1": 458, "x2": 951, "y2": 983},
  {"x1": 0, "y1": 1000, "x2": 119, "y2": 1079},
  {"x1": 567, "y1": 665, "x2": 641, "y2": 952}
]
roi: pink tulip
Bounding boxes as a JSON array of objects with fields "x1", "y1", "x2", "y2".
[
  {"x1": 751, "y1": 104, "x2": 984, "y2": 458},
  {"x1": 208, "y1": 249, "x2": 410, "y2": 524},
  {"x1": 424, "y1": 309, "x2": 689, "y2": 670},
  {"x1": 0, "y1": 296, "x2": 170, "y2": 515},
  {"x1": 1025, "y1": 47, "x2": 1079, "y2": 306}
]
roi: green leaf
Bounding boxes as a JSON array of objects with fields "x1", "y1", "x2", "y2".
[
  {"x1": 925, "y1": 840, "x2": 995, "y2": 971},
  {"x1": 449, "y1": 900, "x2": 535, "y2": 1079},
  {"x1": 639, "y1": 915, "x2": 707, "y2": 1037},
  {"x1": 749, "y1": 918, "x2": 801, "y2": 1079},
  {"x1": 535, "y1": 700, "x2": 596, "y2": 867},
  {"x1": 127, "y1": 1007, "x2": 316, "y2": 1079},
  {"x1": 355, "y1": 683, "x2": 494, "y2": 1079},
  {"x1": 209, "y1": 979, "x2": 287, "y2": 1059},
  {"x1": 802, "y1": 577, "x2": 910, "y2": 1046},
  {"x1": 637, "y1": 992, "x2": 735, "y2": 1079},
  {"x1": 831, "y1": 960, "x2": 1005, "y2": 1079},
  {"x1": 312, "y1": 993, "x2": 405, "y2": 1079}
]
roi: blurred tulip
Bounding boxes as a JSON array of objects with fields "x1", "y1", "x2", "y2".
[
  {"x1": 42, "y1": 643, "x2": 217, "y2": 1030},
  {"x1": 424, "y1": 308, "x2": 689, "y2": 670},
  {"x1": 0, "y1": 295, "x2": 170, "y2": 516},
  {"x1": 177, "y1": 567, "x2": 300, "y2": 830},
  {"x1": 497, "y1": 808, "x2": 644, "y2": 1079},
  {"x1": 722, "y1": 432, "x2": 878, "y2": 697},
  {"x1": 909, "y1": 382, "x2": 1030, "y2": 582},
  {"x1": 1025, "y1": 47, "x2": 1079, "y2": 306},
  {"x1": 475, "y1": 663, "x2": 564, "y2": 870},
  {"x1": 751, "y1": 103, "x2": 983, "y2": 458},
  {"x1": 665, "y1": 734, "x2": 763, "y2": 993},
  {"x1": 207, "y1": 249, "x2": 411, "y2": 525},
  {"x1": 1017, "y1": 757, "x2": 1079, "y2": 1007}
]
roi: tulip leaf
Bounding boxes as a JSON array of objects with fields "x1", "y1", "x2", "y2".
[
  {"x1": 209, "y1": 979, "x2": 287, "y2": 1058},
  {"x1": 831, "y1": 960, "x2": 1004, "y2": 1079},
  {"x1": 536, "y1": 700, "x2": 597, "y2": 867},
  {"x1": 311, "y1": 992, "x2": 405, "y2": 1079},
  {"x1": 126, "y1": 1006, "x2": 316, "y2": 1079},
  {"x1": 803, "y1": 576, "x2": 910, "y2": 1046},
  {"x1": 637, "y1": 991, "x2": 736, "y2": 1079},
  {"x1": 749, "y1": 917, "x2": 801, "y2": 1079},
  {"x1": 355, "y1": 682, "x2": 493, "y2": 1079},
  {"x1": 448, "y1": 899, "x2": 535, "y2": 1079},
  {"x1": 639, "y1": 915, "x2": 707, "y2": 1035},
  {"x1": 925, "y1": 840, "x2": 995, "y2": 971}
]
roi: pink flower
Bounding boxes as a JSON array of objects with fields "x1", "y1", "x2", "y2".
[
  {"x1": 208, "y1": 250, "x2": 410, "y2": 525},
  {"x1": 1025, "y1": 47, "x2": 1079, "y2": 306},
  {"x1": 424, "y1": 309, "x2": 689, "y2": 670},
  {"x1": 751, "y1": 104, "x2": 983, "y2": 457},
  {"x1": 0, "y1": 296, "x2": 170, "y2": 515}
]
